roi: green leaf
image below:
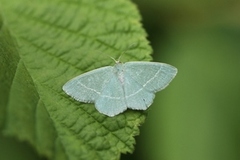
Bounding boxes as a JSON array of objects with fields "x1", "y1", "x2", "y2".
[
  {"x1": 0, "y1": 0, "x2": 152, "y2": 159},
  {"x1": 0, "y1": 13, "x2": 20, "y2": 129}
]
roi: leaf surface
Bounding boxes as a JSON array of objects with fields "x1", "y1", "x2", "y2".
[{"x1": 0, "y1": 0, "x2": 152, "y2": 159}]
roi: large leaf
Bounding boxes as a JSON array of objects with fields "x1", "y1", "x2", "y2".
[{"x1": 0, "y1": 0, "x2": 152, "y2": 160}]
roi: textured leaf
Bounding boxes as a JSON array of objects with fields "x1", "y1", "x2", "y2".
[
  {"x1": 0, "y1": 13, "x2": 20, "y2": 129},
  {"x1": 0, "y1": 0, "x2": 152, "y2": 159}
]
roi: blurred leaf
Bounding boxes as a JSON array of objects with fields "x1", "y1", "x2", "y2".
[
  {"x1": 0, "y1": 133, "x2": 46, "y2": 160},
  {"x1": 137, "y1": 28, "x2": 240, "y2": 160},
  {"x1": 0, "y1": 0, "x2": 152, "y2": 159},
  {"x1": 0, "y1": 13, "x2": 20, "y2": 128}
]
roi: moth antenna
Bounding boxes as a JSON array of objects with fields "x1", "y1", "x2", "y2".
[
  {"x1": 108, "y1": 56, "x2": 119, "y2": 63},
  {"x1": 117, "y1": 43, "x2": 138, "y2": 62}
]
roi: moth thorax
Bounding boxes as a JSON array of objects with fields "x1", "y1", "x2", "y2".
[
  {"x1": 115, "y1": 63, "x2": 124, "y2": 84},
  {"x1": 118, "y1": 71, "x2": 124, "y2": 84}
]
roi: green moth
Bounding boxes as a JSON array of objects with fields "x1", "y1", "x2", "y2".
[{"x1": 63, "y1": 61, "x2": 177, "y2": 117}]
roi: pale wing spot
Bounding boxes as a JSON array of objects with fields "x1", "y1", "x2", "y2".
[
  {"x1": 101, "y1": 95, "x2": 121, "y2": 99},
  {"x1": 126, "y1": 65, "x2": 162, "y2": 98},
  {"x1": 142, "y1": 65, "x2": 162, "y2": 87},
  {"x1": 77, "y1": 82, "x2": 101, "y2": 95},
  {"x1": 126, "y1": 88, "x2": 144, "y2": 98}
]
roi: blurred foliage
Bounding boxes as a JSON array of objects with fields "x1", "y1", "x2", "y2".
[
  {"x1": 124, "y1": 0, "x2": 240, "y2": 160},
  {"x1": 0, "y1": 133, "x2": 46, "y2": 160}
]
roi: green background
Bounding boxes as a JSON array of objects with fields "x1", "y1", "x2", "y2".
[
  {"x1": 130, "y1": 0, "x2": 240, "y2": 160},
  {"x1": 1, "y1": 0, "x2": 240, "y2": 160}
]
